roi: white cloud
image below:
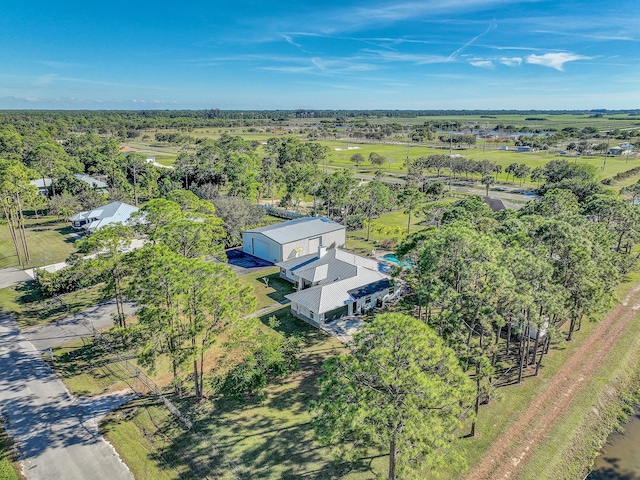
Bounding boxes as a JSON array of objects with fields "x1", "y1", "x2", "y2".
[
  {"x1": 525, "y1": 52, "x2": 592, "y2": 71},
  {"x1": 469, "y1": 59, "x2": 494, "y2": 68},
  {"x1": 281, "y1": 34, "x2": 302, "y2": 48},
  {"x1": 500, "y1": 57, "x2": 522, "y2": 67}
]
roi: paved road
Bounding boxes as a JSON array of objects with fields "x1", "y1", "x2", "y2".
[
  {"x1": 0, "y1": 267, "x2": 31, "y2": 289},
  {"x1": 0, "y1": 306, "x2": 136, "y2": 480},
  {"x1": 23, "y1": 300, "x2": 136, "y2": 351},
  {"x1": 350, "y1": 171, "x2": 539, "y2": 202}
]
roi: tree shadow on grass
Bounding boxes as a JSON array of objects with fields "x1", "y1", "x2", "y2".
[
  {"x1": 261, "y1": 273, "x2": 295, "y2": 304},
  {"x1": 152, "y1": 404, "x2": 382, "y2": 480},
  {"x1": 142, "y1": 307, "x2": 376, "y2": 479},
  {"x1": 101, "y1": 397, "x2": 201, "y2": 480}
]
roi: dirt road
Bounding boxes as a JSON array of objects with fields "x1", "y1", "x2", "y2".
[{"x1": 466, "y1": 282, "x2": 640, "y2": 480}]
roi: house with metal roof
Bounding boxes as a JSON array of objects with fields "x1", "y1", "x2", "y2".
[
  {"x1": 31, "y1": 174, "x2": 108, "y2": 195},
  {"x1": 242, "y1": 217, "x2": 346, "y2": 263},
  {"x1": 69, "y1": 201, "x2": 138, "y2": 233},
  {"x1": 73, "y1": 174, "x2": 108, "y2": 190},
  {"x1": 279, "y1": 246, "x2": 400, "y2": 327}
]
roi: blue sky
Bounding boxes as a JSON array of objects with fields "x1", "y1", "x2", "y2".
[{"x1": 1, "y1": 0, "x2": 639, "y2": 110}]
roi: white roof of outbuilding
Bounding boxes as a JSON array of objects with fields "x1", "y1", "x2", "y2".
[
  {"x1": 244, "y1": 217, "x2": 344, "y2": 244},
  {"x1": 30, "y1": 178, "x2": 52, "y2": 188},
  {"x1": 30, "y1": 174, "x2": 108, "y2": 189}
]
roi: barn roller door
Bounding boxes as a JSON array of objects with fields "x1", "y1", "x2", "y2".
[
  {"x1": 308, "y1": 237, "x2": 321, "y2": 254},
  {"x1": 253, "y1": 238, "x2": 270, "y2": 260}
]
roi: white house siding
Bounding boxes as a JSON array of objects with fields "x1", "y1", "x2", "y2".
[
  {"x1": 281, "y1": 229, "x2": 346, "y2": 261},
  {"x1": 242, "y1": 233, "x2": 281, "y2": 263},
  {"x1": 290, "y1": 302, "x2": 319, "y2": 327}
]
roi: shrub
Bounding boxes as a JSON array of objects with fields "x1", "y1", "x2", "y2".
[{"x1": 214, "y1": 335, "x2": 302, "y2": 400}]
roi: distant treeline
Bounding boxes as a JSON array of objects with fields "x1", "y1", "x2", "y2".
[{"x1": 1, "y1": 109, "x2": 640, "y2": 137}]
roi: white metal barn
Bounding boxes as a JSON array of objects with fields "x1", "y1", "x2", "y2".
[{"x1": 242, "y1": 217, "x2": 346, "y2": 263}]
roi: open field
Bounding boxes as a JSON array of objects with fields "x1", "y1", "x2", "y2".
[
  {"x1": 0, "y1": 216, "x2": 78, "y2": 269},
  {"x1": 126, "y1": 119, "x2": 640, "y2": 191},
  {"x1": 345, "y1": 207, "x2": 440, "y2": 256}
]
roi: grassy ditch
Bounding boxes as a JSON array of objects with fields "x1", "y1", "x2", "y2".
[{"x1": 515, "y1": 270, "x2": 640, "y2": 479}]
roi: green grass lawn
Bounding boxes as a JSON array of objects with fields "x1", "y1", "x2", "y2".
[
  {"x1": 239, "y1": 267, "x2": 295, "y2": 310},
  {"x1": 44, "y1": 268, "x2": 640, "y2": 480},
  {"x1": 0, "y1": 216, "x2": 78, "y2": 269},
  {"x1": 345, "y1": 205, "x2": 447, "y2": 256},
  {"x1": 152, "y1": 155, "x2": 177, "y2": 166},
  {"x1": 0, "y1": 420, "x2": 20, "y2": 480},
  {"x1": 49, "y1": 304, "x2": 382, "y2": 479},
  {"x1": 0, "y1": 283, "x2": 110, "y2": 328}
]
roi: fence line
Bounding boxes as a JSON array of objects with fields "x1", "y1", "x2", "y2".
[
  {"x1": 259, "y1": 204, "x2": 304, "y2": 219},
  {"x1": 88, "y1": 324, "x2": 193, "y2": 430},
  {"x1": 88, "y1": 324, "x2": 244, "y2": 479}
]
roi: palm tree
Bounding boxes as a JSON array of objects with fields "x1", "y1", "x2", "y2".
[{"x1": 481, "y1": 174, "x2": 495, "y2": 198}]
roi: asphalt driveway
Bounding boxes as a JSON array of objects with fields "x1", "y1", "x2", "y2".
[
  {"x1": 0, "y1": 307, "x2": 135, "y2": 480},
  {"x1": 225, "y1": 248, "x2": 273, "y2": 275},
  {"x1": 0, "y1": 267, "x2": 31, "y2": 289}
]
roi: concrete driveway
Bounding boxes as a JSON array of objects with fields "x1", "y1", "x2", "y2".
[
  {"x1": 0, "y1": 307, "x2": 135, "y2": 480},
  {"x1": 322, "y1": 316, "x2": 364, "y2": 343}
]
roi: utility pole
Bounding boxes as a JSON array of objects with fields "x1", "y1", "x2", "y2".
[{"x1": 602, "y1": 133, "x2": 610, "y2": 171}]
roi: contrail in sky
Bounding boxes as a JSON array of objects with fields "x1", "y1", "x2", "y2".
[{"x1": 447, "y1": 20, "x2": 497, "y2": 61}]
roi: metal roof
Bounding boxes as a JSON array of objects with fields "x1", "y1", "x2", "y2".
[
  {"x1": 31, "y1": 174, "x2": 107, "y2": 190},
  {"x1": 276, "y1": 248, "x2": 386, "y2": 278},
  {"x1": 243, "y1": 217, "x2": 345, "y2": 244},
  {"x1": 69, "y1": 201, "x2": 138, "y2": 231},
  {"x1": 73, "y1": 174, "x2": 108, "y2": 189},
  {"x1": 285, "y1": 267, "x2": 391, "y2": 314}
]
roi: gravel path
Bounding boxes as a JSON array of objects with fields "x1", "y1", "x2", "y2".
[{"x1": 466, "y1": 282, "x2": 640, "y2": 480}]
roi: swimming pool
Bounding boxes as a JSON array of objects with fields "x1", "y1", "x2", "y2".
[{"x1": 380, "y1": 253, "x2": 412, "y2": 268}]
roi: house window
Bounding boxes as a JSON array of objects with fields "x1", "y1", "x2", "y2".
[
  {"x1": 388, "y1": 288, "x2": 395, "y2": 295},
  {"x1": 364, "y1": 296, "x2": 371, "y2": 304},
  {"x1": 310, "y1": 312, "x2": 315, "y2": 320}
]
